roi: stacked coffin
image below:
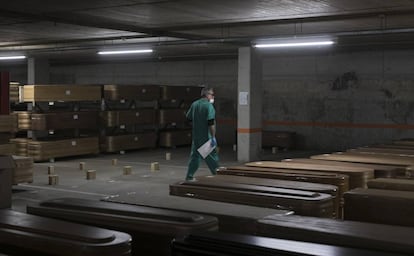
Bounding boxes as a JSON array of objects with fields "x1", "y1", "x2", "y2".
[
  {"x1": 12, "y1": 155, "x2": 33, "y2": 184},
  {"x1": 8, "y1": 82, "x2": 20, "y2": 103},
  {"x1": 21, "y1": 85, "x2": 101, "y2": 161},
  {"x1": 158, "y1": 85, "x2": 200, "y2": 147},
  {"x1": 0, "y1": 115, "x2": 16, "y2": 155},
  {"x1": 100, "y1": 85, "x2": 159, "y2": 153},
  {"x1": 28, "y1": 137, "x2": 99, "y2": 162}
]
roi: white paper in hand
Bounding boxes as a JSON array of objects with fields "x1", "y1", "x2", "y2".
[{"x1": 197, "y1": 139, "x2": 216, "y2": 159}]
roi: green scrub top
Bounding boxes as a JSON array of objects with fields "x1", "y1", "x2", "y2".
[{"x1": 186, "y1": 98, "x2": 215, "y2": 147}]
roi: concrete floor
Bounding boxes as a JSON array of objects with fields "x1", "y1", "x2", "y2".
[{"x1": 11, "y1": 146, "x2": 323, "y2": 225}]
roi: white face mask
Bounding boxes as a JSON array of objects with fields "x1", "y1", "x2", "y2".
[{"x1": 209, "y1": 98, "x2": 214, "y2": 104}]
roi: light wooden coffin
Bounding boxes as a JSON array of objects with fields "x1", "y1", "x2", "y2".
[
  {"x1": 27, "y1": 137, "x2": 99, "y2": 161},
  {"x1": 12, "y1": 155, "x2": 33, "y2": 184},
  {"x1": 22, "y1": 85, "x2": 102, "y2": 102}
]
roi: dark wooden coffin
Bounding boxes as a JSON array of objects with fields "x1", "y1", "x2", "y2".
[
  {"x1": 159, "y1": 129, "x2": 192, "y2": 147},
  {"x1": 170, "y1": 177, "x2": 334, "y2": 217},
  {"x1": 262, "y1": 130, "x2": 296, "y2": 149},
  {"x1": 367, "y1": 178, "x2": 414, "y2": 191},
  {"x1": 343, "y1": 188, "x2": 414, "y2": 226},
  {"x1": 160, "y1": 85, "x2": 201, "y2": 101},
  {"x1": 158, "y1": 108, "x2": 187, "y2": 126},
  {"x1": 100, "y1": 132, "x2": 157, "y2": 152},
  {"x1": 0, "y1": 210, "x2": 131, "y2": 256},
  {"x1": 27, "y1": 197, "x2": 218, "y2": 256},
  {"x1": 172, "y1": 231, "x2": 407, "y2": 256},
  {"x1": 256, "y1": 214, "x2": 414, "y2": 255},
  {"x1": 196, "y1": 175, "x2": 340, "y2": 218},
  {"x1": 31, "y1": 111, "x2": 99, "y2": 130},
  {"x1": 103, "y1": 84, "x2": 160, "y2": 101}
]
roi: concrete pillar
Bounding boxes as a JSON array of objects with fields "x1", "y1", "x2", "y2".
[
  {"x1": 237, "y1": 47, "x2": 262, "y2": 162},
  {"x1": 27, "y1": 58, "x2": 49, "y2": 84}
]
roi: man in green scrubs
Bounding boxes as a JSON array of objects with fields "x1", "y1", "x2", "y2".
[{"x1": 185, "y1": 87, "x2": 219, "y2": 181}]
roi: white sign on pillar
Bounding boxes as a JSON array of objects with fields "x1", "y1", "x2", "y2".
[{"x1": 239, "y1": 91, "x2": 249, "y2": 105}]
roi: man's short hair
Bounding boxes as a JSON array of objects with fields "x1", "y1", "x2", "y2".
[{"x1": 201, "y1": 87, "x2": 213, "y2": 97}]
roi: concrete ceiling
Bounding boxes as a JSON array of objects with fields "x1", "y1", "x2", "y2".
[{"x1": 2, "y1": 0, "x2": 414, "y2": 63}]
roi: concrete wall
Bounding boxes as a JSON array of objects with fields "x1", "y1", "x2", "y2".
[
  {"x1": 3, "y1": 48, "x2": 414, "y2": 150},
  {"x1": 262, "y1": 50, "x2": 414, "y2": 150}
]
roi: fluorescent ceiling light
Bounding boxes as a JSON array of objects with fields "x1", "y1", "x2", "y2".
[
  {"x1": 254, "y1": 40, "x2": 334, "y2": 48},
  {"x1": 98, "y1": 49, "x2": 153, "y2": 55},
  {"x1": 0, "y1": 55, "x2": 26, "y2": 60}
]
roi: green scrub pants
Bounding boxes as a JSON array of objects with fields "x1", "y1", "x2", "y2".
[{"x1": 185, "y1": 144, "x2": 219, "y2": 180}]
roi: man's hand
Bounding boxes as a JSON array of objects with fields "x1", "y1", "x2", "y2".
[{"x1": 210, "y1": 137, "x2": 217, "y2": 147}]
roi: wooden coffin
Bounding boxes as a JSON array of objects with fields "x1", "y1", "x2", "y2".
[
  {"x1": 158, "y1": 108, "x2": 187, "y2": 126},
  {"x1": 393, "y1": 139, "x2": 414, "y2": 147},
  {"x1": 12, "y1": 155, "x2": 33, "y2": 184},
  {"x1": 9, "y1": 138, "x2": 30, "y2": 156},
  {"x1": 101, "y1": 109, "x2": 156, "y2": 127},
  {"x1": 0, "y1": 134, "x2": 12, "y2": 144},
  {"x1": 0, "y1": 210, "x2": 131, "y2": 256},
  {"x1": 219, "y1": 165, "x2": 348, "y2": 218},
  {"x1": 343, "y1": 188, "x2": 414, "y2": 226},
  {"x1": 256, "y1": 214, "x2": 414, "y2": 255},
  {"x1": 9, "y1": 82, "x2": 19, "y2": 102},
  {"x1": 0, "y1": 115, "x2": 16, "y2": 133},
  {"x1": 349, "y1": 146, "x2": 414, "y2": 157},
  {"x1": 31, "y1": 111, "x2": 99, "y2": 130},
  {"x1": 27, "y1": 197, "x2": 218, "y2": 256},
  {"x1": 0, "y1": 156, "x2": 14, "y2": 209},
  {"x1": 171, "y1": 231, "x2": 402, "y2": 256},
  {"x1": 311, "y1": 152, "x2": 414, "y2": 166},
  {"x1": 159, "y1": 129, "x2": 192, "y2": 147},
  {"x1": 0, "y1": 143, "x2": 15, "y2": 155},
  {"x1": 367, "y1": 178, "x2": 414, "y2": 191},
  {"x1": 103, "y1": 84, "x2": 160, "y2": 101},
  {"x1": 100, "y1": 132, "x2": 157, "y2": 152},
  {"x1": 22, "y1": 85, "x2": 102, "y2": 102},
  {"x1": 262, "y1": 130, "x2": 296, "y2": 149},
  {"x1": 14, "y1": 111, "x2": 31, "y2": 130},
  {"x1": 196, "y1": 175, "x2": 340, "y2": 218},
  {"x1": 245, "y1": 161, "x2": 373, "y2": 189},
  {"x1": 27, "y1": 137, "x2": 99, "y2": 161},
  {"x1": 170, "y1": 178, "x2": 334, "y2": 217},
  {"x1": 282, "y1": 158, "x2": 404, "y2": 178},
  {"x1": 160, "y1": 85, "x2": 201, "y2": 100}
]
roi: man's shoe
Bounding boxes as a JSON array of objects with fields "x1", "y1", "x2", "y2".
[{"x1": 185, "y1": 178, "x2": 197, "y2": 182}]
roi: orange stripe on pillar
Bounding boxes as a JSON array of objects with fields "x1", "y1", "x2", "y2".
[{"x1": 237, "y1": 128, "x2": 262, "y2": 133}]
